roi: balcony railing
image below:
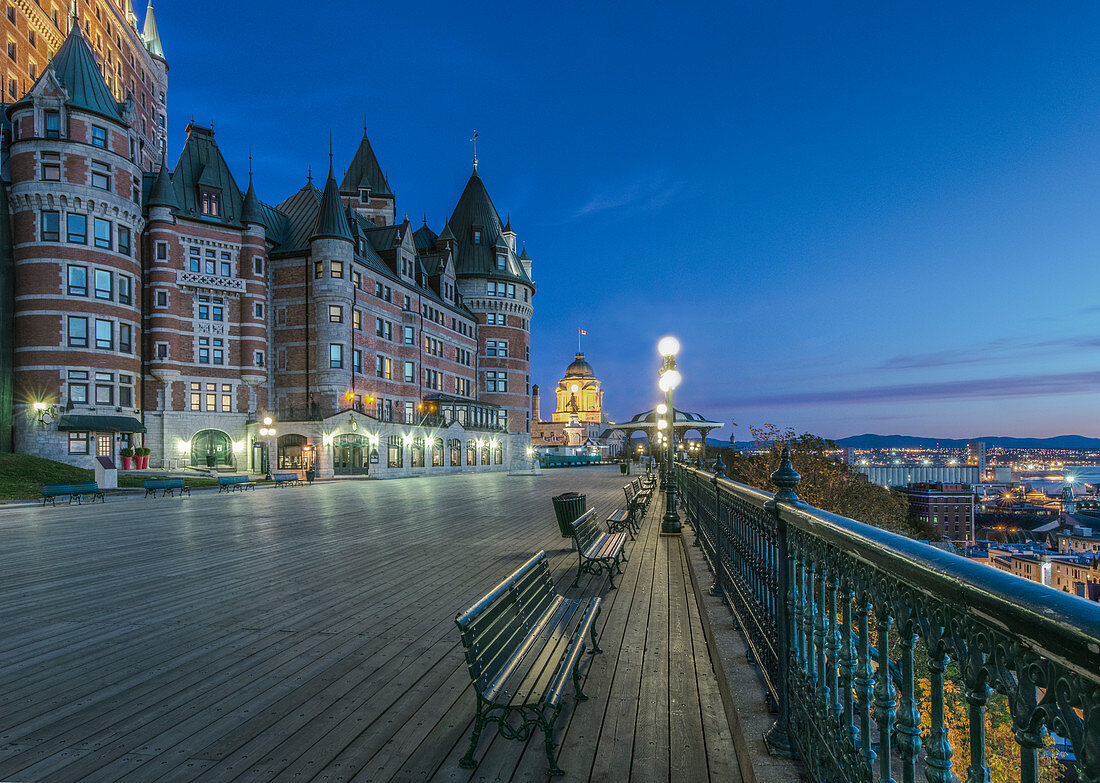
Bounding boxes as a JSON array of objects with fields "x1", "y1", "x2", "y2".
[{"x1": 675, "y1": 450, "x2": 1100, "y2": 783}]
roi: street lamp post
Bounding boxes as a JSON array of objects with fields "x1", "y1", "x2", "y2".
[
  {"x1": 657, "y1": 336, "x2": 682, "y2": 535},
  {"x1": 258, "y1": 416, "x2": 276, "y2": 480}
]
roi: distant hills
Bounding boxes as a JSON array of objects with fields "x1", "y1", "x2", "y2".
[{"x1": 703, "y1": 434, "x2": 1100, "y2": 449}]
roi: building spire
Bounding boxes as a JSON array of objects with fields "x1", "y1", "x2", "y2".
[{"x1": 142, "y1": 0, "x2": 165, "y2": 59}]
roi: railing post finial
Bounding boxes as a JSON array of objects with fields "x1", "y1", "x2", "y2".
[
  {"x1": 712, "y1": 453, "x2": 726, "y2": 479},
  {"x1": 771, "y1": 445, "x2": 801, "y2": 502}
]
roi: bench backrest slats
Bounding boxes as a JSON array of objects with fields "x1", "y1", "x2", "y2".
[
  {"x1": 144, "y1": 478, "x2": 183, "y2": 489},
  {"x1": 41, "y1": 483, "x2": 98, "y2": 495},
  {"x1": 456, "y1": 551, "x2": 563, "y2": 695},
  {"x1": 570, "y1": 509, "x2": 603, "y2": 551}
]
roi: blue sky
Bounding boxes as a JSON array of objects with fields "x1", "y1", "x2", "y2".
[{"x1": 156, "y1": 1, "x2": 1100, "y2": 441}]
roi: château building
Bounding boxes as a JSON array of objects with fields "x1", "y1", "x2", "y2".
[{"x1": 0, "y1": 8, "x2": 535, "y2": 477}]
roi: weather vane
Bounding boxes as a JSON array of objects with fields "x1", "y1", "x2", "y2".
[{"x1": 471, "y1": 131, "x2": 479, "y2": 171}]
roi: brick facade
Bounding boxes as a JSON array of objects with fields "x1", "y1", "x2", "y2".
[{"x1": 3, "y1": 18, "x2": 535, "y2": 477}]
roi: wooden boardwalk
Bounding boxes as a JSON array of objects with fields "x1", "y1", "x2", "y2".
[{"x1": 0, "y1": 467, "x2": 742, "y2": 782}]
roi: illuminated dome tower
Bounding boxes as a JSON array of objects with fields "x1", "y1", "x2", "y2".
[{"x1": 551, "y1": 353, "x2": 605, "y2": 426}]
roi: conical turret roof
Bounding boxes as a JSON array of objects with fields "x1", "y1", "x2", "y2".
[
  {"x1": 311, "y1": 164, "x2": 352, "y2": 242},
  {"x1": 147, "y1": 162, "x2": 178, "y2": 209},
  {"x1": 241, "y1": 175, "x2": 263, "y2": 226},
  {"x1": 447, "y1": 169, "x2": 532, "y2": 284},
  {"x1": 142, "y1": 1, "x2": 165, "y2": 59},
  {"x1": 339, "y1": 131, "x2": 391, "y2": 198},
  {"x1": 43, "y1": 23, "x2": 125, "y2": 121}
]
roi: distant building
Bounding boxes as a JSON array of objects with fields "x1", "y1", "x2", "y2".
[
  {"x1": 903, "y1": 482, "x2": 977, "y2": 543},
  {"x1": 531, "y1": 353, "x2": 623, "y2": 457},
  {"x1": 859, "y1": 465, "x2": 980, "y2": 486},
  {"x1": 968, "y1": 440, "x2": 986, "y2": 474}
]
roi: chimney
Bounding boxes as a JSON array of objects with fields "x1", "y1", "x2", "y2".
[{"x1": 532, "y1": 384, "x2": 541, "y2": 423}]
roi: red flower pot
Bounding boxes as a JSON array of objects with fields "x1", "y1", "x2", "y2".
[
  {"x1": 139, "y1": 455, "x2": 149, "y2": 469},
  {"x1": 121, "y1": 456, "x2": 132, "y2": 470}
]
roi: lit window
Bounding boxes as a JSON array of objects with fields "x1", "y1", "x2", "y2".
[
  {"x1": 200, "y1": 188, "x2": 221, "y2": 216},
  {"x1": 331, "y1": 261, "x2": 343, "y2": 279},
  {"x1": 329, "y1": 305, "x2": 343, "y2": 323}
]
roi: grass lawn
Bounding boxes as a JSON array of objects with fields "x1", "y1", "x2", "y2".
[{"x1": 0, "y1": 453, "x2": 219, "y2": 501}]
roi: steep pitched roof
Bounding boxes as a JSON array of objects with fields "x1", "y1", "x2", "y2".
[
  {"x1": 169, "y1": 124, "x2": 244, "y2": 225},
  {"x1": 42, "y1": 23, "x2": 125, "y2": 122},
  {"x1": 271, "y1": 182, "x2": 322, "y2": 255},
  {"x1": 413, "y1": 223, "x2": 437, "y2": 250},
  {"x1": 142, "y1": 1, "x2": 165, "y2": 60},
  {"x1": 339, "y1": 132, "x2": 392, "y2": 198},
  {"x1": 447, "y1": 169, "x2": 532, "y2": 284},
  {"x1": 310, "y1": 164, "x2": 353, "y2": 242},
  {"x1": 147, "y1": 162, "x2": 178, "y2": 209}
]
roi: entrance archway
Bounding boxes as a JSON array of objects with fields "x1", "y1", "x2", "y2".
[
  {"x1": 191, "y1": 429, "x2": 233, "y2": 468},
  {"x1": 278, "y1": 434, "x2": 313, "y2": 470},
  {"x1": 332, "y1": 433, "x2": 369, "y2": 475}
]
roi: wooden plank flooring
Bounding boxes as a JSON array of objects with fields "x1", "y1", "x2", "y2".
[{"x1": 0, "y1": 468, "x2": 742, "y2": 782}]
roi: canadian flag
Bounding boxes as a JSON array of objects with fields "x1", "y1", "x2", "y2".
[{"x1": 579, "y1": 329, "x2": 587, "y2": 335}]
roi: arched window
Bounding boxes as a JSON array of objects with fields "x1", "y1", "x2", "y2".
[
  {"x1": 493, "y1": 442, "x2": 503, "y2": 465},
  {"x1": 448, "y1": 438, "x2": 461, "y2": 466},
  {"x1": 277, "y1": 434, "x2": 309, "y2": 470},
  {"x1": 191, "y1": 429, "x2": 232, "y2": 468},
  {"x1": 431, "y1": 437, "x2": 444, "y2": 467},
  {"x1": 466, "y1": 440, "x2": 476, "y2": 466},
  {"x1": 411, "y1": 437, "x2": 425, "y2": 468},
  {"x1": 387, "y1": 435, "x2": 403, "y2": 468}
]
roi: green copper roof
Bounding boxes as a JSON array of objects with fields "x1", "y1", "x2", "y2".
[
  {"x1": 241, "y1": 176, "x2": 263, "y2": 226},
  {"x1": 147, "y1": 162, "x2": 178, "y2": 209},
  {"x1": 142, "y1": 1, "x2": 165, "y2": 60},
  {"x1": 339, "y1": 132, "x2": 392, "y2": 198},
  {"x1": 169, "y1": 124, "x2": 244, "y2": 226},
  {"x1": 46, "y1": 24, "x2": 124, "y2": 122},
  {"x1": 413, "y1": 223, "x2": 437, "y2": 250},
  {"x1": 311, "y1": 164, "x2": 353, "y2": 242},
  {"x1": 447, "y1": 169, "x2": 532, "y2": 285}
]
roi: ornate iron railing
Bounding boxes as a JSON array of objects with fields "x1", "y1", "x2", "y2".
[{"x1": 676, "y1": 450, "x2": 1100, "y2": 783}]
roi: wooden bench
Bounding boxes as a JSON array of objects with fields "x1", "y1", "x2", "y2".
[
  {"x1": 570, "y1": 508, "x2": 628, "y2": 589},
  {"x1": 272, "y1": 472, "x2": 302, "y2": 487},
  {"x1": 40, "y1": 482, "x2": 104, "y2": 506},
  {"x1": 217, "y1": 475, "x2": 255, "y2": 493},
  {"x1": 455, "y1": 551, "x2": 602, "y2": 776},
  {"x1": 143, "y1": 478, "x2": 190, "y2": 498},
  {"x1": 606, "y1": 506, "x2": 638, "y2": 539},
  {"x1": 624, "y1": 481, "x2": 650, "y2": 521}
]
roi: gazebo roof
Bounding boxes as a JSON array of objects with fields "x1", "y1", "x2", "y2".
[{"x1": 607, "y1": 407, "x2": 722, "y2": 433}]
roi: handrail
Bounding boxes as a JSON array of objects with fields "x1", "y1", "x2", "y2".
[{"x1": 675, "y1": 456, "x2": 1100, "y2": 783}]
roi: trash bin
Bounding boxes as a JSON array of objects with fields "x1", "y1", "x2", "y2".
[
  {"x1": 305, "y1": 468, "x2": 316, "y2": 484},
  {"x1": 620, "y1": 463, "x2": 628, "y2": 475},
  {"x1": 551, "y1": 492, "x2": 587, "y2": 539}
]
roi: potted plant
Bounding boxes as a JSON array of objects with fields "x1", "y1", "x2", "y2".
[
  {"x1": 119, "y1": 447, "x2": 133, "y2": 470},
  {"x1": 137, "y1": 446, "x2": 149, "y2": 469}
]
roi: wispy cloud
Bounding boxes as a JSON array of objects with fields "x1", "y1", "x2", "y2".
[
  {"x1": 570, "y1": 176, "x2": 681, "y2": 219},
  {"x1": 876, "y1": 335, "x2": 1100, "y2": 371},
  {"x1": 724, "y1": 369, "x2": 1100, "y2": 409}
]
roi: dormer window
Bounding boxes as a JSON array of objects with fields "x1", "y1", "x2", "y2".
[
  {"x1": 496, "y1": 254, "x2": 506, "y2": 271},
  {"x1": 472, "y1": 229, "x2": 482, "y2": 245},
  {"x1": 200, "y1": 188, "x2": 221, "y2": 217},
  {"x1": 359, "y1": 188, "x2": 371, "y2": 204},
  {"x1": 44, "y1": 111, "x2": 60, "y2": 139}
]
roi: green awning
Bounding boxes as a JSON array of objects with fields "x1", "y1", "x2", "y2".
[{"x1": 57, "y1": 414, "x2": 146, "y2": 434}]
